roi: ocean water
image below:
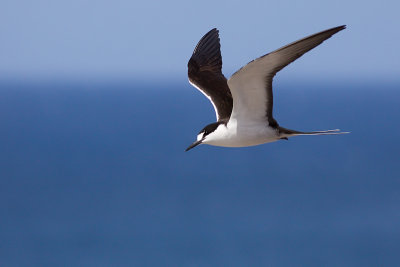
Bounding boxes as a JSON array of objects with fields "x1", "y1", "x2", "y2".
[{"x1": 0, "y1": 80, "x2": 399, "y2": 266}]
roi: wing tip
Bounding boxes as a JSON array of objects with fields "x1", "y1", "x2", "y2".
[
  {"x1": 210, "y1": 27, "x2": 218, "y2": 33},
  {"x1": 188, "y1": 27, "x2": 224, "y2": 75},
  {"x1": 195, "y1": 28, "x2": 219, "y2": 47},
  {"x1": 330, "y1": 25, "x2": 346, "y2": 34}
]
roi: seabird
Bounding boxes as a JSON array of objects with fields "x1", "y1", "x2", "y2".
[{"x1": 186, "y1": 25, "x2": 348, "y2": 151}]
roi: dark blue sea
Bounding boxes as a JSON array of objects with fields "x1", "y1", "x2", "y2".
[{"x1": 0, "y1": 80, "x2": 399, "y2": 266}]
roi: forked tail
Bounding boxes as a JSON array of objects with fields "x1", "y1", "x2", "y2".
[{"x1": 279, "y1": 127, "x2": 350, "y2": 137}]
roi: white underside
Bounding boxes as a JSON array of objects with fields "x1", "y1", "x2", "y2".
[{"x1": 202, "y1": 119, "x2": 280, "y2": 147}]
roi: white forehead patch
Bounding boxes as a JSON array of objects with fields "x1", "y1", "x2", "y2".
[{"x1": 197, "y1": 132, "x2": 204, "y2": 141}]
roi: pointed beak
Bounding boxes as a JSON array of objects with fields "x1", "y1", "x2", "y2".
[{"x1": 185, "y1": 140, "x2": 202, "y2": 151}]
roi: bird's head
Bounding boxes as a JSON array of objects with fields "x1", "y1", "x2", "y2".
[{"x1": 185, "y1": 122, "x2": 223, "y2": 151}]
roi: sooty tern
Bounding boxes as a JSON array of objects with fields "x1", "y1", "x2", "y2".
[{"x1": 186, "y1": 26, "x2": 348, "y2": 151}]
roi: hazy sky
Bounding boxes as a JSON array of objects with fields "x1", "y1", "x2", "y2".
[{"x1": 1, "y1": 0, "x2": 399, "y2": 81}]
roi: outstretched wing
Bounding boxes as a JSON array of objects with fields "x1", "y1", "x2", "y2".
[
  {"x1": 188, "y1": 28, "x2": 233, "y2": 121},
  {"x1": 227, "y1": 25, "x2": 346, "y2": 126}
]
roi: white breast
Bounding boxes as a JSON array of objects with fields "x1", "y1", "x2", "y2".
[{"x1": 202, "y1": 121, "x2": 280, "y2": 147}]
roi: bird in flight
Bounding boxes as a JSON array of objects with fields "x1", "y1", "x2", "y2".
[{"x1": 186, "y1": 26, "x2": 348, "y2": 151}]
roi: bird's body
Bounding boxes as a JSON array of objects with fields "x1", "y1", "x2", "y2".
[
  {"x1": 196, "y1": 120, "x2": 278, "y2": 148},
  {"x1": 186, "y1": 26, "x2": 348, "y2": 151}
]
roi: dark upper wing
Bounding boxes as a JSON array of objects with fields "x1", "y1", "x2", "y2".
[
  {"x1": 188, "y1": 28, "x2": 233, "y2": 121},
  {"x1": 228, "y1": 25, "x2": 346, "y2": 126}
]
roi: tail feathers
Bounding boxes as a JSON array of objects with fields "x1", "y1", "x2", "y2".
[
  {"x1": 279, "y1": 127, "x2": 350, "y2": 137},
  {"x1": 296, "y1": 129, "x2": 350, "y2": 135}
]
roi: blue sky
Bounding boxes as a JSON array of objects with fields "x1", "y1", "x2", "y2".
[{"x1": 0, "y1": 0, "x2": 399, "y2": 81}]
